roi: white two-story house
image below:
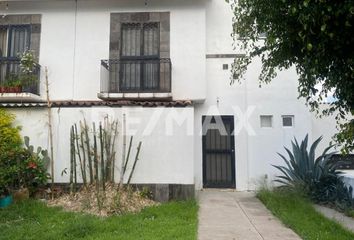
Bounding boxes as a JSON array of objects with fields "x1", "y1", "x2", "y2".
[{"x1": 0, "y1": 0, "x2": 342, "y2": 200}]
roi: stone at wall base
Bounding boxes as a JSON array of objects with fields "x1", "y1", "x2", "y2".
[
  {"x1": 50, "y1": 183, "x2": 195, "y2": 202},
  {"x1": 132, "y1": 184, "x2": 195, "y2": 202}
]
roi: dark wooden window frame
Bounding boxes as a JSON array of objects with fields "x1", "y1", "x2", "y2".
[
  {"x1": 119, "y1": 22, "x2": 161, "y2": 92},
  {"x1": 0, "y1": 23, "x2": 40, "y2": 95},
  {"x1": 120, "y1": 22, "x2": 160, "y2": 60},
  {"x1": 0, "y1": 24, "x2": 31, "y2": 60}
]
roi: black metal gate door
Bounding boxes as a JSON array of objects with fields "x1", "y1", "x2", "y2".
[{"x1": 202, "y1": 116, "x2": 235, "y2": 188}]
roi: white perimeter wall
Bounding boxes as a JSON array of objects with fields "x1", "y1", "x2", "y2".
[
  {"x1": 9, "y1": 107, "x2": 195, "y2": 184},
  {"x1": 1, "y1": 0, "x2": 206, "y2": 101}
]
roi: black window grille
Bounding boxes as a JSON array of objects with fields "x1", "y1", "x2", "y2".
[
  {"x1": 120, "y1": 22, "x2": 160, "y2": 91},
  {"x1": 0, "y1": 25, "x2": 31, "y2": 59},
  {"x1": 0, "y1": 24, "x2": 40, "y2": 95}
]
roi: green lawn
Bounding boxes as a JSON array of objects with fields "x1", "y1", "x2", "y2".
[
  {"x1": 258, "y1": 189, "x2": 354, "y2": 240},
  {"x1": 0, "y1": 200, "x2": 198, "y2": 240},
  {"x1": 347, "y1": 209, "x2": 354, "y2": 218}
]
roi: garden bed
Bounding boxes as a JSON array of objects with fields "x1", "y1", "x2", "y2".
[{"x1": 47, "y1": 184, "x2": 157, "y2": 217}]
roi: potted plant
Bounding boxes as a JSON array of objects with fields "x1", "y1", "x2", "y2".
[
  {"x1": 19, "y1": 137, "x2": 51, "y2": 197},
  {"x1": 0, "y1": 76, "x2": 22, "y2": 93},
  {"x1": 0, "y1": 158, "x2": 17, "y2": 208},
  {"x1": 0, "y1": 174, "x2": 12, "y2": 207},
  {"x1": 0, "y1": 191, "x2": 13, "y2": 208},
  {"x1": 0, "y1": 50, "x2": 39, "y2": 94},
  {"x1": 19, "y1": 50, "x2": 39, "y2": 93}
]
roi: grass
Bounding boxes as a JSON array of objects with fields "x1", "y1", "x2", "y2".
[
  {"x1": 346, "y1": 209, "x2": 354, "y2": 218},
  {"x1": 257, "y1": 189, "x2": 354, "y2": 240},
  {"x1": 0, "y1": 200, "x2": 198, "y2": 240}
]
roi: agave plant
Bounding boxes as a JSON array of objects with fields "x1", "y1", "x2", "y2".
[
  {"x1": 273, "y1": 135, "x2": 338, "y2": 187},
  {"x1": 273, "y1": 135, "x2": 353, "y2": 206}
]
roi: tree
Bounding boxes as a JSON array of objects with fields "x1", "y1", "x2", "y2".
[{"x1": 227, "y1": 0, "x2": 354, "y2": 152}]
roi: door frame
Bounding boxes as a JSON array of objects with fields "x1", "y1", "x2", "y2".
[{"x1": 202, "y1": 115, "x2": 236, "y2": 188}]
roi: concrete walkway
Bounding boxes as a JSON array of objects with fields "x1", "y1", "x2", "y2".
[
  {"x1": 197, "y1": 190, "x2": 301, "y2": 240},
  {"x1": 314, "y1": 205, "x2": 354, "y2": 233}
]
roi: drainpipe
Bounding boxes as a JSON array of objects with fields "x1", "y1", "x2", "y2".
[
  {"x1": 245, "y1": 72, "x2": 250, "y2": 191},
  {"x1": 71, "y1": 0, "x2": 78, "y2": 100}
]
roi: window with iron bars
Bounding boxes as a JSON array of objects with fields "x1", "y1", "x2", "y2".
[
  {"x1": 0, "y1": 25, "x2": 31, "y2": 59},
  {"x1": 119, "y1": 22, "x2": 160, "y2": 92},
  {"x1": 0, "y1": 25, "x2": 32, "y2": 90}
]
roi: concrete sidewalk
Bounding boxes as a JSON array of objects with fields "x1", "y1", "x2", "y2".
[
  {"x1": 197, "y1": 190, "x2": 301, "y2": 240},
  {"x1": 315, "y1": 204, "x2": 354, "y2": 233}
]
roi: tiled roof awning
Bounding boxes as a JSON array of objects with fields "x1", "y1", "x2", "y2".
[
  {"x1": 0, "y1": 102, "x2": 47, "y2": 108},
  {"x1": 0, "y1": 100, "x2": 193, "y2": 108}
]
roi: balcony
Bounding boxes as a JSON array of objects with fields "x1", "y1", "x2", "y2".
[
  {"x1": 0, "y1": 58, "x2": 41, "y2": 102},
  {"x1": 98, "y1": 58, "x2": 172, "y2": 100}
]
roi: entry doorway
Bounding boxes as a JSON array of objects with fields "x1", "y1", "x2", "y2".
[{"x1": 202, "y1": 116, "x2": 236, "y2": 188}]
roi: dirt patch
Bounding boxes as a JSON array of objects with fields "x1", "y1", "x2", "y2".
[{"x1": 47, "y1": 184, "x2": 157, "y2": 217}]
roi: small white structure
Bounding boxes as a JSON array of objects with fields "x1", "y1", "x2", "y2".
[
  {"x1": 0, "y1": 0, "x2": 346, "y2": 199},
  {"x1": 342, "y1": 171, "x2": 354, "y2": 197}
]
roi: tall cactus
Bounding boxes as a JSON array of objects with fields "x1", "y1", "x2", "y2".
[
  {"x1": 69, "y1": 126, "x2": 75, "y2": 193},
  {"x1": 99, "y1": 122, "x2": 105, "y2": 191},
  {"x1": 79, "y1": 122, "x2": 87, "y2": 186},
  {"x1": 83, "y1": 119, "x2": 93, "y2": 184},
  {"x1": 74, "y1": 124, "x2": 86, "y2": 187},
  {"x1": 68, "y1": 117, "x2": 145, "y2": 195},
  {"x1": 127, "y1": 141, "x2": 142, "y2": 185}
]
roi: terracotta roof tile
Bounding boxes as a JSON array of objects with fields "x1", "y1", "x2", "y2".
[{"x1": 0, "y1": 100, "x2": 193, "y2": 108}]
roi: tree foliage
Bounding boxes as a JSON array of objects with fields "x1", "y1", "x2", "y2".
[{"x1": 227, "y1": 0, "x2": 354, "y2": 152}]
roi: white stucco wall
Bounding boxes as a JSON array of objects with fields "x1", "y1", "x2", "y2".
[
  {"x1": 193, "y1": 0, "x2": 342, "y2": 191},
  {"x1": 10, "y1": 107, "x2": 195, "y2": 185}
]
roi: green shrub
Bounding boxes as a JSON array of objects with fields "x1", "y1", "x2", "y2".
[
  {"x1": 0, "y1": 109, "x2": 22, "y2": 196},
  {"x1": 347, "y1": 209, "x2": 354, "y2": 218},
  {"x1": 0, "y1": 110, "x2": 50, "y2": 197},
  {"x1": 0, "y1": 156, "x2": 19, "y2": 196},
  {"x1": 0, "y1": 109, "x2": 22, "y2": 153},
  {"x1": 19, "y1": 137, "x2": 50, "y2": 195},
  {"x1": 273, "y1": 135, "x2": 353, "y2": 210}
]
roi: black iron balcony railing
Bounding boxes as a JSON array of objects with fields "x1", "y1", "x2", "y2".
[
  {"x1": 0, "y1": 58, "x2": 40, "y2": 95},
  {"x1": 100, "y1": 58, "x2": 171, "y2": 93}
]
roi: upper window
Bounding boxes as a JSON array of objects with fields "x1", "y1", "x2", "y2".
[
  {"x1": 0, "y1": 25, "x2": 31, "y2": 59},
  {"x1": 119, "y1": 22, "x2": 160, "y2": 91},
  {"x1": 282, "y1": 115, "x2": 294, "y2": 127},
  {"x1": 121, "y1": 22, "x2": 159, "y2": 59},
  {"x1": 103, "y1": 12, "x2": 171, "y2": 95},
  {"x1": 0, "y1": 15, "x2": 41, "y2": 97}
]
